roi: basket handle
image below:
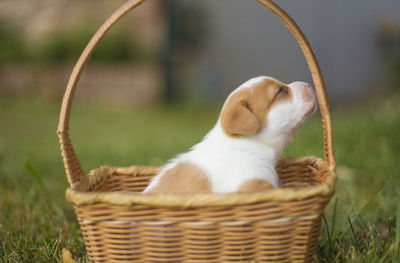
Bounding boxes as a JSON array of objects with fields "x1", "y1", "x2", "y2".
[
  {"x1": 58, "y1": 0, "x2": 335, "y2": 186},
  {"x1": 57, "y1": 0, "x2": 147, "y2": 185},
  {"x1": 258, "y1": 0, "x2": 336, "y2": 171}
]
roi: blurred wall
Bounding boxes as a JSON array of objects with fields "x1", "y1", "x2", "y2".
[{"x1": 190, "y1": 0, "x2": 400, "y2": 104}]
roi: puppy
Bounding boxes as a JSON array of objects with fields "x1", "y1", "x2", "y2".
[{"x1": 143, "y1": 76, "x2": 317, "y2": 194}]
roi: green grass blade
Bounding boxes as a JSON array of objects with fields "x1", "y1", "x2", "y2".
[
  {"x1": 348, "y1": 216, "x2": 360, "y2": 250},
  {"x1": 25, "y1": 161, "x2": 44, "y2": 187},
  {"x1": 323, "y1": 215, "x2": 332, "y2": 247},
  {"x1": 377, "y1": 233, "x2": 382, "y2": 257},
  {"x1": 330, "y1": 198, "x2": 338, "y2": 237}
]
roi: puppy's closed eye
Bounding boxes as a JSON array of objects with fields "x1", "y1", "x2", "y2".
[
  {"x1": 274, "y1": 86, "x2": 288, "y2": 100},
  {"x1": 277, "y1": 86, "x2": 286, "y2": 94}
]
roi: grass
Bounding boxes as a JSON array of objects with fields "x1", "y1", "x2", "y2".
[{"x1": 0, "y1": 91, "x2": 399, "y2": 262}]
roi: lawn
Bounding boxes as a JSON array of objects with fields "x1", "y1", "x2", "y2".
[{"x1": 0, "y1": 92, "x2": 399, "y2": 262}]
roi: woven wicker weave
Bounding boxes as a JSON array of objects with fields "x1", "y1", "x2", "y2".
[{"x1": 58, "y1": 0, "x2": 337, "y2": 262}]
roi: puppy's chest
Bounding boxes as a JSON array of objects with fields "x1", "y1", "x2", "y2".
[
  {"x1": 208, "y1": 162, "x2": 277, "y2": 193},
  {"x1": 184, "y1": 147, "x2": 278, "y2": 193}
]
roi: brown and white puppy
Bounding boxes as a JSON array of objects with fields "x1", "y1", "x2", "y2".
[{"x1": 143, "y1": 76, "x2": 317, "y2": 194}]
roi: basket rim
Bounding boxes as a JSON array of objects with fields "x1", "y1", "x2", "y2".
[{"x1": 66, "y1": 156, "x2": 336, "y2": 208}]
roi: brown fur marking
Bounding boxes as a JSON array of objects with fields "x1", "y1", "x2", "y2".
[
  {"x1": 145, "y1": 162, "x2": 211, "y2": 194},
  {"x1": 220, "y1": 78, "x2": 292, "y2": 137},
  {"x1": 237, "y1": 178, "x2": 275, "y2": 192}
]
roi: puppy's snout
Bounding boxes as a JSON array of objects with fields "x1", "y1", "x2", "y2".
[
  {"x1": 291, "y1": 81, "x2": 312, "y2": 89},
  {"x1": 297, "y1": 82, "x2": 312, "y2": 89},
  {"x1": 290, "y1": 81, "x2": 316, "y2": 104}
]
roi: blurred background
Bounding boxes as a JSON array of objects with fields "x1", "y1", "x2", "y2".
[
  {"x1": 1, "y1": 0, "x2": 400, "y2": 105},
  {"x1": 1, "y1": 0, "x2": 400, "y2": 262}
]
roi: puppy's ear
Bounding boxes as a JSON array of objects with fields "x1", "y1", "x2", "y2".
[{"x1": 221, "y1": 99, "x2": 260, "y2": 136}]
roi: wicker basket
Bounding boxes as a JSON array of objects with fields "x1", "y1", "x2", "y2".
[{"x1": 58, "y1": 0, "x2": 337, "y2": 262}]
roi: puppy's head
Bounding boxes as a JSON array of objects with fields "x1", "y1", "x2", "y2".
[{"x1": 220, "y1": 76, "x2": 316, "y2": 139}]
